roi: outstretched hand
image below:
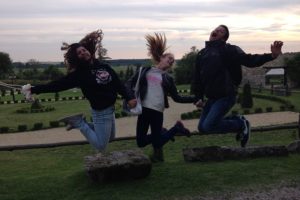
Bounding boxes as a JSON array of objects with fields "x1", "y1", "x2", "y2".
[
  {"x1": 127, "y1": 99, "x2": 137, "y2": 109},
  {"x1": 21, "y1": 84, "x2": 34, "y2": 102},
  {"x1": 194, "y1": 99, "x2": 205, "y2": 109},
  {"x1": 271, "y1": 41, "x2": 283, "y2": 58}
]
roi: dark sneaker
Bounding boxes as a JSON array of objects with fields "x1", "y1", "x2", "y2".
[
  {"x1": 58, "y1": 113, "x2": 84, "y2": 131},
  {"x1": 161, "y1": 127, "x2": 175, "y2": 142},
  {"x1": 241, "y1": 119, "x2": 251, "y2": 147},
  {"x1": 236, "y1": 115, "x2": 246, "y2": 141},
  {"x1": 150, "y1": 148, "x2": 164, "y2": 163},
  {"x1": 65, "y1": 116, "x2": 86, "y2": 131},
  {"x1": 174, "y1": 121, "x2": 191, "y2": 137}
]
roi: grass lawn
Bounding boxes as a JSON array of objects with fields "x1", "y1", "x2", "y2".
[{"x1": 0, "y1": 129, "x2": 299, "y2": 200}]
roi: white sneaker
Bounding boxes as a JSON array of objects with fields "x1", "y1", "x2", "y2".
[{"x1": 241, "y1": 119, "x2": 251, "y2": 148}]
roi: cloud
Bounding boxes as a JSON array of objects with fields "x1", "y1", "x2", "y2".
[{"x1": 0, "y1": 0, "x2": 299, "y2": 62}]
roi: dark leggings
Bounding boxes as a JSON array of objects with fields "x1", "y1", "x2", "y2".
[{"x1": 136, "y1": 107, "x2": 175, "y2": 148}]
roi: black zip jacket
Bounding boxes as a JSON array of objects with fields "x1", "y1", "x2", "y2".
[
  {"x1": 31, "y1": 60, "x2": 134, "y2": 111},
  {"x1": 125, "y1": 66, "x2": 196, "y2": 108},
  {"x1": 192, "y1": 40, "x2": 275, "y2": 100}
]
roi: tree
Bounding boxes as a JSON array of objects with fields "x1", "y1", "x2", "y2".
[
  {"x1": 0, "y1": 52, "x2": 13, "y2": 78},
  {"x1": 241, "y1": 82, "x2": 253, "y2": 108},
  {"x1": 174, "y1": 46, "x2": 199, "y2": 85},
  {"x1": 285, "y1": 53, "x2": 300, "y2": 87},
  {"x1": 41, "y1": 65, "x2": 64, "y2": 80}
]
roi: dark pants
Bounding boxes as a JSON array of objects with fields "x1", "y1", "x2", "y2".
[
  {"x1": 136, "y1": 107, "x2": 177, "y2": 148},
  {"x1": 198, "y1": 95, "x2": 244, "y2": 134}
]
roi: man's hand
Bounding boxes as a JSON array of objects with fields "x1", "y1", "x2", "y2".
[
  {"x1": 127, "y1": 99, "x2": 137, "y2": 109},
  {"x1": 271, "y1": 41, "x2": 283, "y2": 58}
]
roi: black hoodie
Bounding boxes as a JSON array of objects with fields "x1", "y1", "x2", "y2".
[
  {"x1": 192, "y1": 40, "x2": 274, "y2": 100},
  {"x1": 31, "y1": 60, "x2": 133, "y2": 110}
]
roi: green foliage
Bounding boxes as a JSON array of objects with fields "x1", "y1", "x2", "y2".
[
  {"x1": 40, "y1": 65, "x2": 64, "y2": 80},
  {"x1": 0, "y1": 52, "x2": 13, "y2": 78},
  {"x1": 241, "y1": 82, "x2": 253, "y2": 108},
  {"x1": 266, "y1": 107, "x2": 273, "y2": 112},
  {"x1": 254, "y1": 107, "x2": 263, "y2": 113},
  {"x1": 31, "y1": 99, "x2": 43, "y2": 110},
  {"x1": 33, "y1": 122, "x2": 43, "y2": 130},
  {"x1": 285, "y1": 53, "x2": 300, "y2": 87},
  {"x1": 49, "y1": 121, "x2": 60, "y2": 128},
  {"x1": 174, "y1": 46, "x2": 199, "y2": 85},
  {"x1": 18, "y1": 124, "x2": 27, "y2": 132},
  {"x1": 0, "y1": 126, "x2": 9, "y2": 133}
]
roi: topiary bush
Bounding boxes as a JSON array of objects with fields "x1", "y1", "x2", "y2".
[
  {"x1": 49, "y1": 121, "x2": 60, "y2": 128},
  {"x1": 241, "y1": 82, "x2": 253, "y2": 108},
  {"x1": 0, "y1": 126, "x2": 9, "y2": 133},
  {"x1": 18, "y1": 125, "x2": 28, "y2": 132},
  {"x1": 33, "y1": 122, "x2": 43, "y2": 130},
  {"x1": 266, "y1": 107, "x2": 273, "y2": 112},
  {"x1": 254, "y1": 107, "x2": 263, "y2": 113}
]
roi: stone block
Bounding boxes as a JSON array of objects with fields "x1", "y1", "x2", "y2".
[{"x1": 84, "y1": 149, "x2": 152, "y2": 182}]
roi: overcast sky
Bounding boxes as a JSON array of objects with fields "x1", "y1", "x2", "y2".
[{"x1": 1, "y1": 0, "x2": 299, "y2": 62}]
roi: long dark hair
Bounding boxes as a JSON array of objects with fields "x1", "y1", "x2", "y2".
[{"x1": 61, "y1": 29, "x2": 105, "y2": 73}]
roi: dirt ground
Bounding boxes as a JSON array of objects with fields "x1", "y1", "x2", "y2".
[
  {"x1": 0, "y1": 99, "x2": 298, "y2": 147},
  {"x1": 187, "y1": 181, "x2": 300, "y2": 200}
]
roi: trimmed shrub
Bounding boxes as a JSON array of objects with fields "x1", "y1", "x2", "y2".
[
  {"x1": 31, "y1": 99, "x2": 43, "y2": 110},
  {"x1": 0, "y1": 127, "x2": 9, "y2": 133},
  {"x1": 33, "y1": 123, "x2": 43, "y2": 130},
  {"x1": 181, "y1": 113, "x2": 189, "y2": 120},
  {"x1": 243, "y1": 109, "x2": 250, "y2": 115},
  {"x1": 266, "y1": 107, "x2": 273, "y2": 112},
  {"x1": 49, "y1": 121, "x2": 59, "y2": 128},
  {"x1": 288, "y1": 105, "x2": 295, "y2": 111},
  {"x1": 254, "y1": 107, "x2": 263, "y2": 113},
  {"x1": 241, "y1": 82, "x2": 253, "y2": 108},
  {"x1": 18, "y1": 125, "x2": 28, "y2": 132},
  {"x1": 280, "y1": 105, "x2": 286, "y2": 111},
  {"x1": 55, "y1": 92, "x2": 59, "y2": 101},
  {"x1": 231, "y1": 110, "x2": 239, "y2": 115}
]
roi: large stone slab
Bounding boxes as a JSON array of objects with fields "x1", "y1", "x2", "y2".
[
  {"x1": 183, "y1": 145, "x2": 289, "y2": 162},
  {"x1": 84, "y1": 149, "x2": 152, "y2": 182},
  {"x1": 287, "y1": 140, "x2": 300, "y2": 153}
]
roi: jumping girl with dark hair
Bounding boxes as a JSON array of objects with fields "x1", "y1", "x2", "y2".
[
  {"x1": 126, "y1": 33, "x2": 196, "y2": 162},
  {"x1": 22, "y1": 30, "x2": 136, "y2": 152}
]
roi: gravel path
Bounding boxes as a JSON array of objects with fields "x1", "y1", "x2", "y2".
[
  {"x1": 0, "y1": 99, "x2": 298, "y2": 147},
  {"x1": 188, "y1": 182, "x2": 300, "y2": 200}
]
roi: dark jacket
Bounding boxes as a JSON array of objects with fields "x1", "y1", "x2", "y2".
[
  {"x1": 31, "y1": 60, "x2": 134, "y2": 111},
  {"x1": 192, "y1": 40, "x2": 274, "y2": 100},
  {"x1": 125, "y1": 66, "x2": 196, "y2": 108}
]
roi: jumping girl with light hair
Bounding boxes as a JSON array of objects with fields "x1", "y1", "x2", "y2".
[{"x1": 126, "y1": 33, "x2": 196, "y2": 162}]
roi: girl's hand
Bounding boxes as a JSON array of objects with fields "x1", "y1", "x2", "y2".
[{"x1": 127, "y1": 99, "x2": 137, "y2": 108}]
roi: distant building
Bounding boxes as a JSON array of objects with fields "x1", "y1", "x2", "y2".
[{"x1": 241, "y1": 52, "x2": 298, "y2": 88}]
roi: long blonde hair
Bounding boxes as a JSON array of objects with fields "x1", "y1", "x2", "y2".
[{"x1": 145, "y1": 33, "x2": 169, "y2": 64}]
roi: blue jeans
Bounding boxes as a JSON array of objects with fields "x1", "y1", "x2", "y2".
[
  {"x1": 198, "y1": 95, "x2": 244, "y2": 134},
  {"x1": 78, "y1": 106, "x2": 115, "y2": 151}
]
